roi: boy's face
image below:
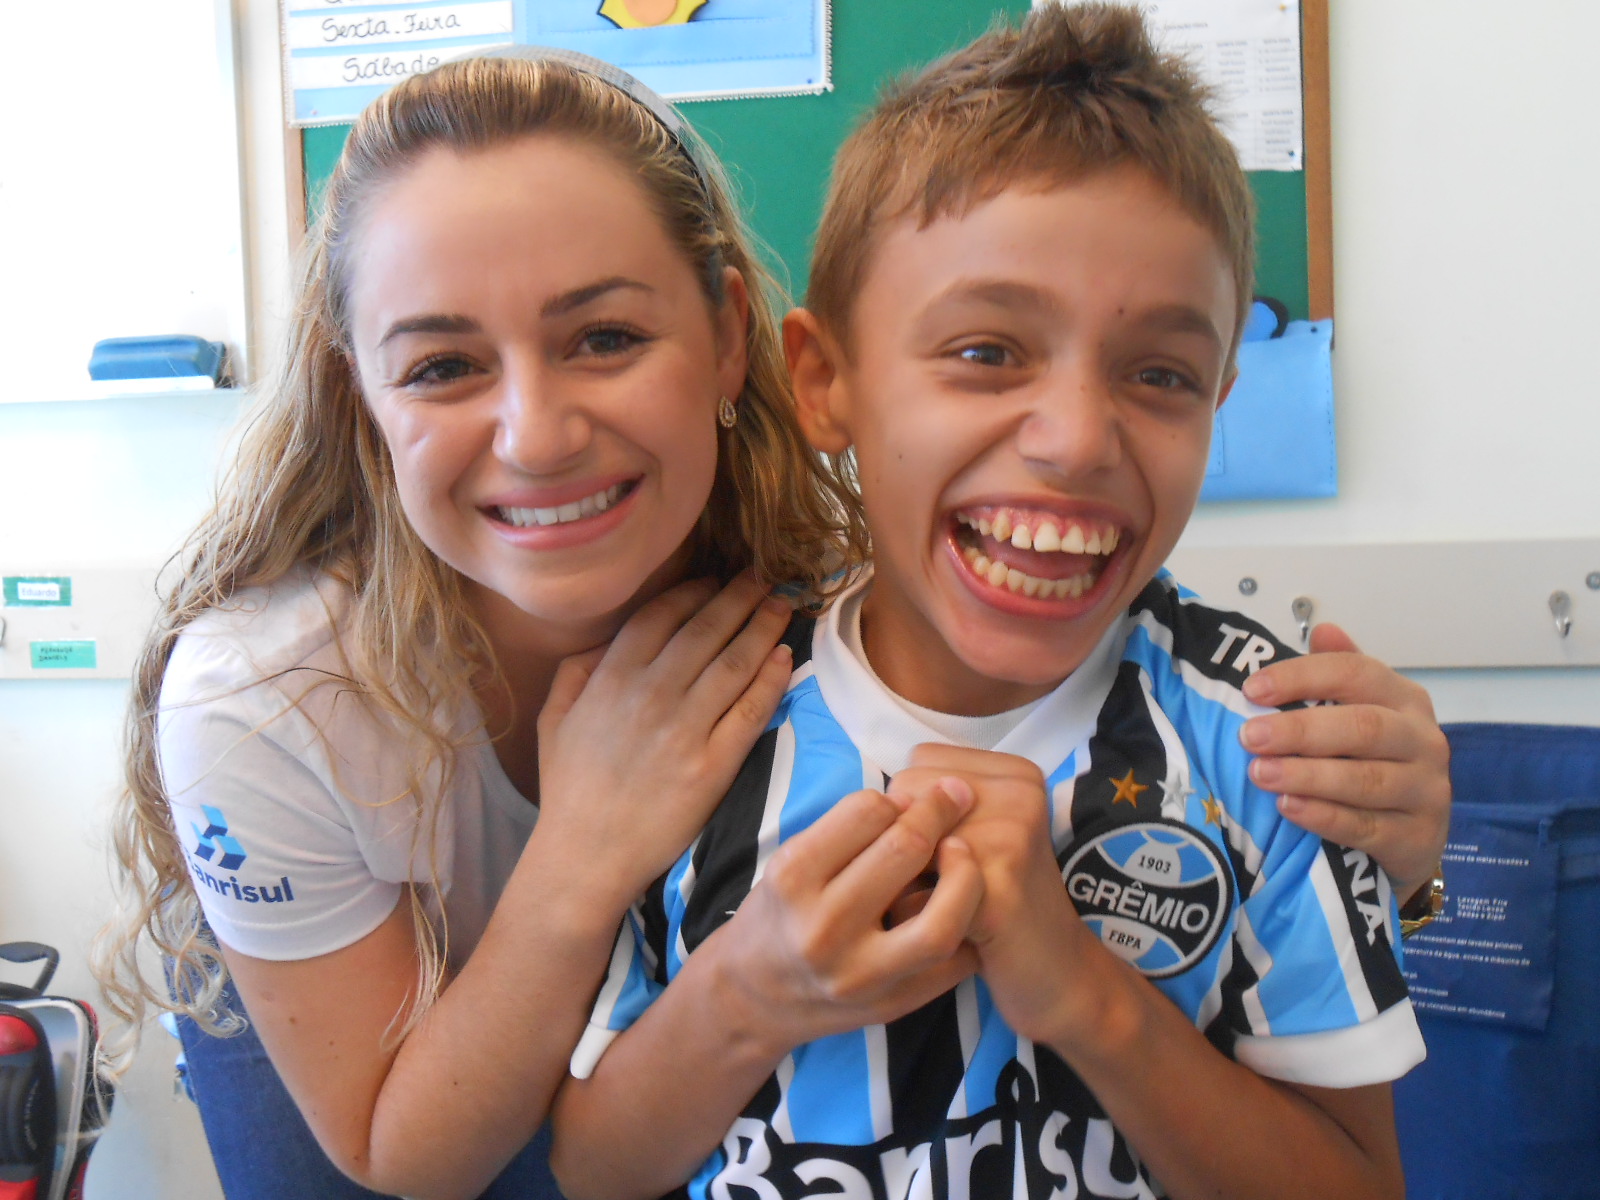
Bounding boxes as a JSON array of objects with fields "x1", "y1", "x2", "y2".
[{"x1": 792, "y1": 167, "x2": 1237, "y2": 716}]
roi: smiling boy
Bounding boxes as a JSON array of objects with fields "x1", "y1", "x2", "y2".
[
  {"x1": 797, "y1": 172, "x2": 1235, "y2": 716},
  {"x1": 553, "y1": 7, "x2": 1424, "y2": 1199}
]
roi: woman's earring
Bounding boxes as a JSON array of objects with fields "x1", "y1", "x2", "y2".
[{"x1": 717, "y1": 395, "x2": 738, "y2": 429}]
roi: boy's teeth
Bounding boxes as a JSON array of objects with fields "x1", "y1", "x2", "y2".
[
  {"x1": 962, "y1": 544, "x2": 1095, "y2": 600},
  {"x1": 499, "y1": 483, "x2": 623, "y2": 528},
  {"x1": 955, "y1": 511, "x2": 1120, "y2": 558}
]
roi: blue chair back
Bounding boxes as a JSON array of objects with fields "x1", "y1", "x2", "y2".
[{"x1": 1395, "y1": 723, "x2": 1600, "y2": 1200}]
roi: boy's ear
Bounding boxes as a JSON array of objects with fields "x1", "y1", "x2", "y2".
[
  {"x1": 782, "y1": 307, "x2": 853, "y2": 454},
  {"x1": 1215, "y1": 364, "x2": 1238, "y2": 411}
]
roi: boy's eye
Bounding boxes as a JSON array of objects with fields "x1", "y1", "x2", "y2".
[
  {"x1": 1135, "y1": 365, "x2": 1198, "y2": 391},
  {"x1": 400, "y1": 353, "x2": 476, "y2": 388},
  {"x1": 955, "y1": 342, "x2": 1014, "y2": 368}
]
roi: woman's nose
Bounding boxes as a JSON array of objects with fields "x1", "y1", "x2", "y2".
[{"x1": 492, "y1": 361, "x2": 592, "y2": 472}]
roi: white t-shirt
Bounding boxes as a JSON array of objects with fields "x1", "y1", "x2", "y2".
[
  {"x1": 159, "y1": 570, "x2": 537, "y2": 965},
  {"x1": 833, "y1": 582, "x2": 1045, "y2": 748}
]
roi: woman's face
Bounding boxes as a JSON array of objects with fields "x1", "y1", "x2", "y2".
[{"x1": 346, "y1": 135, "x2": 748, "y2": 637}]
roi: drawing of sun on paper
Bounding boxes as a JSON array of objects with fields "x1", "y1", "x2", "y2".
[
  {"x1": 523, "y1": 0, "x2": 829, "y2": 100},
  {"x1": 599, "y1": 0, "x2": 708, "y2": 29}
]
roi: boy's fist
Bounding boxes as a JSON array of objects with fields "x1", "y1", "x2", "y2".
[
  {"x1": 892, "y1": 745, "x2": 1101, "y2": 1045},
  {"x1": 711, "y1": 782, "x2": 985, "y2": 1054}
]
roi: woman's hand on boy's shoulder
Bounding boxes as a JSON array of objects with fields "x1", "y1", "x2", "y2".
[
  {"x1": 534, "y1": 572, "x2": 795, "y2": 905},
  {"x1": 1236, "y1": 623, "x2": 1451, "y2": 900}
]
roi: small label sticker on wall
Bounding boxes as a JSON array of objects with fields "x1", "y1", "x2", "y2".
[
  {"x1": 30, "y1": 640, "x2": 97, "y2": 670},
  {"x1": 4, "y1": 577, "x2": 73, "y2": 607}
]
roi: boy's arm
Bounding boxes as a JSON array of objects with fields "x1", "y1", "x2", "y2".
[
  {"x1": 897, "y1": 746, "x2": 1407, "y2": 1200},
  {"x1": 549, "y1": 786, "x2": 984, "y2": 1200},
  {"x1": 1039, "y1": 954, "x2": 1404, "y2": 1200},
  {"x1": 1238, "y1": 622, "x2": 1451, "y2": 900}
]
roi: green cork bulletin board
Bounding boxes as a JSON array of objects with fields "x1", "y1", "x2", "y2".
[{"x1": 300, "y1": 0, "x2": 1331, "y2": 320}]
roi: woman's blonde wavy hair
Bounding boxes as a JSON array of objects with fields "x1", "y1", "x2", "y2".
[{"x1": 95, "y1": 53, "x2": 868, "y2": 1065}]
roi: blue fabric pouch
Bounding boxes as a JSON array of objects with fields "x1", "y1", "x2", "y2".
[
  {"x1": 1200, "y1": 304, "x2": 1336, "y2": 502},
  {"x1": 1394, "y1": 723, "x2": 1600, "y2": 1200}
]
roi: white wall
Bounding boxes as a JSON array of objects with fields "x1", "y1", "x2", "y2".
[
  {"x1": 0, "y1": 404, "x2": 240, "y2": 1200},
  {"x1": 0, "y1": 1, "x2": 248, "y2": 403},
  {"x1": 0, "y1": 396, "x2": 243, "y2": 1200},
  {"x1": 0, "y1": 677, "x2": 225, "y2": 1200},
  {"x1": 1, "y1": 2, "x2": 1597, "y2": 1195},
  {"x1": 0, "y1": 0, "x2": 249, "y2": 1192},
  {"x1": 1180, "y1": 2, "x2": 1600, "y2": 723}
]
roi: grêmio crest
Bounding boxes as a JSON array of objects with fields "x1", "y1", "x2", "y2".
[{"x1": 1062, "y1": 819, "x2": 1234, "y2": 978}]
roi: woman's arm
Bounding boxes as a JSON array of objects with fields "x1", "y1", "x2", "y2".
[
  {"x1": 1238, "y1": 622, "x2": 1451, "y2": 899},
  {"x1": 194, "y1": 576, "x2": 796, "y2": 1200},
  {"x1": 223, "y1": 848, "x2": 626, "y2": 1197}
]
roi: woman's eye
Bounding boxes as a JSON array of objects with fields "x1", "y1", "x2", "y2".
[
  {"x1": 578, "y1": 325, "x2": 645, "y2": 357},
  {"x1": 401, "y1": 354, "x2": 475, "y2": 387},
  {"x1": 956, "y1": 343, "x2": 1013, "y2": 368}
]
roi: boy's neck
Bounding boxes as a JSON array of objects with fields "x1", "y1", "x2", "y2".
[{"x1": 858, "y1": 574, "x2": 1071, "y2": 717}]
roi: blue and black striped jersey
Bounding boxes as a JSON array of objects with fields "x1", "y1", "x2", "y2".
[{"x1": 575, "y1": 570, "x2": 1424, "y2": 1200}]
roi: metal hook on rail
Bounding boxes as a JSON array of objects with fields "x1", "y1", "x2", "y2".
[{"x1": 1550, "y1": 591, "x2": 1573, "y2": 638}]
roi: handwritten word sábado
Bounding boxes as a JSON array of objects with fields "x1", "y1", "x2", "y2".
[{"x1": 342, "y1": 52, "x2": 444, "y2": 83}]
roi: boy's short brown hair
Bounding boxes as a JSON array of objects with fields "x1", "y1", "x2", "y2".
[{"x1": 809, "y1": 1, "x2": 1255, "y2": 362}]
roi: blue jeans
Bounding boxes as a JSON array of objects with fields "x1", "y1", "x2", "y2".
[{"x1": 175, "y1": 976, "x2": 565, "y2": 1199}]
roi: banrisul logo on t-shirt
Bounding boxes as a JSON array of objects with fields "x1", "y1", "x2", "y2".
[
  {"x1": 1062, "y1": 819, "x2": 1232, "y2": 977},
  {"x1": 187, "y1": 805, "x2": 297, "y2": 905}
]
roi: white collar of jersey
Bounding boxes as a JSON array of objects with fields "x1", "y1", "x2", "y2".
[{"x1": 810, "y1": 569, "x2": 1128, "y2": 778}]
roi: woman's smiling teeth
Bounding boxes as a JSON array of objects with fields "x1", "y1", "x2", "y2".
[
  {"x1": 953, "y1": 509, "x2": 1123, "y2": 600},
  {"x1": 495, "y1": 481, "x2": 630, "y2": 528}
]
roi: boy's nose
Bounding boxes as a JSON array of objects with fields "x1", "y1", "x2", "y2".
[
  {"x1": 493, "y1": 361, "x2": 593, "y2": 472},
  {"x1": 1014, "y1": 369, "x2": 1124, "y2": 481}
]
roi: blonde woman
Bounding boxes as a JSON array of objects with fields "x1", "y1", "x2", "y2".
[{"x1": 99, "y1": 50, "x2": 1449, "y2": 1200}]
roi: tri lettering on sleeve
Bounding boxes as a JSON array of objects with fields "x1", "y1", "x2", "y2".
[{"x1": 1209, "y1": 622, "x2": 1278, "y2": 676}]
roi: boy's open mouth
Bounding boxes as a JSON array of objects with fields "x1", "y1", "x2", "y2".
[{"x1": 949, "y1": 505, "x2": 1124, "y2": 601}]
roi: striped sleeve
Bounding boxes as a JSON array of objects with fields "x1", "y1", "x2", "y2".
[
  {"x1": 1129, "y1": 575, "x2": 1425, "y2": 1086},
  {"x1": 1222, "y1": 832, "x2": 1424, "y2": 1084},
  {"x1": 570, "y1": 903, "x2": 663, "y2": 1080}
]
